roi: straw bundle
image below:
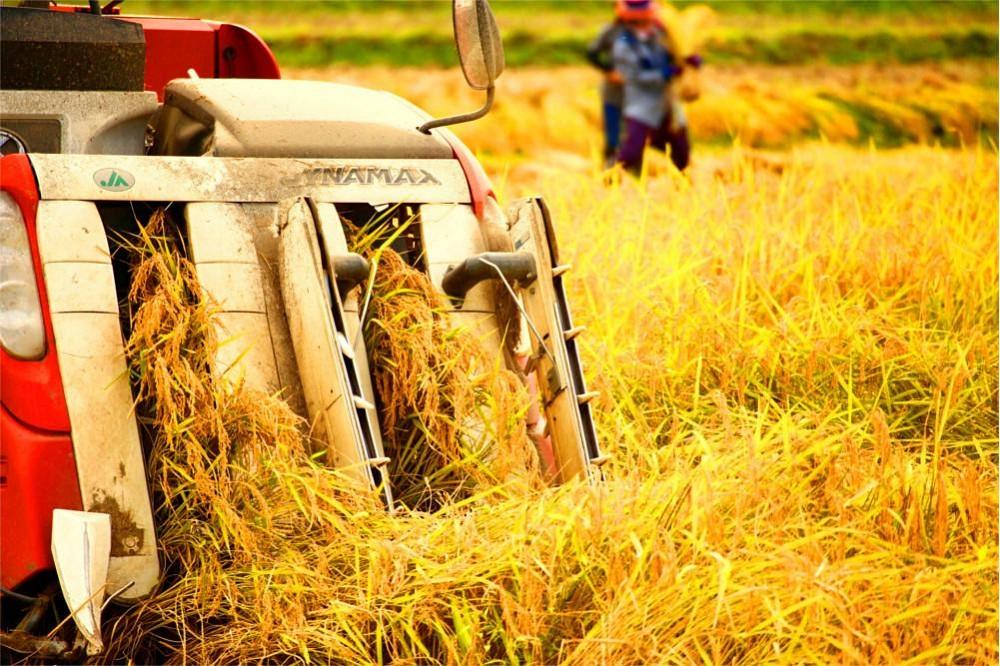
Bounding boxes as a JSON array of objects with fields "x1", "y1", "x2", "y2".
[
  {"x1": 659, "y1": 3, "x2": 717, "y2": 103},
  {"x1": 361, "y1": 246, "x2": 541, "y2": 510}
]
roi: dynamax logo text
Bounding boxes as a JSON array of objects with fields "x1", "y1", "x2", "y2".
[{"x1": 298, "y1": 166, "x2": 443, "y2": 187}]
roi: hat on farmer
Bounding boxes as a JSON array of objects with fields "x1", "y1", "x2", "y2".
[{"x1": 615, "y1": 0, "x2": 656, "y2": 21}]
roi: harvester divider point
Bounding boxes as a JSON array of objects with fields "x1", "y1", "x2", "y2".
[
  {"x1": 563, "y1": 326, "x2": 586, "y2": 341},
  {"x1": 577, "y1": 391, "x2": 599, "y2": 405},
  {"x1": 552, "y1": 264, "x2": 572, "y2": 278}
]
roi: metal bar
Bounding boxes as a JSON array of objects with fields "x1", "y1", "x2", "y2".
[{"x1": 418, "y1": 86, "x2": 495, "y2": 134}]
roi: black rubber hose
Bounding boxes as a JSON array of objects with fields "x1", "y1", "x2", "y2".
[
  {"x1": 441, "y1": 251, "x2": 536, "y2": 299},
  {"x1": 332, "y1": 253, "x2": 370, "y2": 294}
]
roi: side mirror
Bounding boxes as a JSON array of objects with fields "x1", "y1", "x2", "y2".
[
  {"x1": 418, "y1": 0, "x2": 504, "y2": 133},
  {"x1": 453, "y1": 0, "x2": 505, "y2": 90}
]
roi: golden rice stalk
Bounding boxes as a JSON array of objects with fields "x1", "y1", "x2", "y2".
[
  {"x1": 361, "y1": 247, "x2": 541, "y2": 510},
  {"x1": 103, "y1": 209, "x2": 378, "y2": 662}
]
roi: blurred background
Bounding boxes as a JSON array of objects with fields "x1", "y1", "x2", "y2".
[{"x1": 121, "y1": 0, "x2": 997, "y2": 174}]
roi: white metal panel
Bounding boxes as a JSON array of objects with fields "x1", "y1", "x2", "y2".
[
  {"x1": 37, "y1": 198, "x2": 159, "y2": 599},
  {"x1": 49, "y1": 311, "x2": 159, "y2": 600},
  {"x1": 43, "y1": 263, "x2": 119, "y2": 314},
  {"x1": 185, "y1": 202, "x2": 259, "y2": 264},
  {"x1": 508, "y1": 197, "x2": 599, "y2": 483},
  {"x1": 35, "y1": 201, "x2": 110, "y2": 264},
  {"x1": 185, "y1": 203, "x2": 280, "y2": 396},
  {"x1": 213, "y1": 311, "x2": 281, "y2": 392},
  {"x1": 421, "y1": 203, "x2": 485, "y2": 265},
  {"x1": 279, "y1": 199, "x2": 373, "y2": 485},
  {"x1": 30, "y1": 155, "x2": 471, "y2": 205},
  {"x1": 240, "y1": 203, "x2": 307, "y2": 417},
  {"x1": 312, "y1": 202, "x2": 385, "y2": 462},
  {"x1": 420, "y1": 203, "x2": 501, "y2": 349},
  {"x1": 2, "y1": 90, "x2": 158, "y2": 156},
  {"x1": 158, "y1": 79, "x2": 453, "y2": 159},
  {"x1": 196, "y1": 263, "x2": 268, "y2": 313}
]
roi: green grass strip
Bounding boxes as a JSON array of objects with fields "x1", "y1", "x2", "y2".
[{"x1": 265, "y1": 28, "x2": 998, "y2": 69}]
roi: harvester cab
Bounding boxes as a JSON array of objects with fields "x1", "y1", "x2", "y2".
[{"x1": 0, "y1": 0, "x2": 602, "y2": 658}]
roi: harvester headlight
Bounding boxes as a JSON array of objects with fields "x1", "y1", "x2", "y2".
[{"x1": 0, "y1": 191, "x2": 45, "y2": 360}]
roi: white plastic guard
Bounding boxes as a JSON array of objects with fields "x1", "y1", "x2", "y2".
[{"x1": 51, "y1": 509, "x2": 111, "y2": 655}]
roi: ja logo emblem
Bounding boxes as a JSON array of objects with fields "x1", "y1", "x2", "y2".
[{"x1": 93, "y1": 168, "x2": 135, "y2": 192}]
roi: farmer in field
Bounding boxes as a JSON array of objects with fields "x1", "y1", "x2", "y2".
[
  {"x1": 610, "y1": 0, "x2": 698, "y2": 173},
  {"x1": 592, "y1": 0, "x2": 710, "y2": 172}
]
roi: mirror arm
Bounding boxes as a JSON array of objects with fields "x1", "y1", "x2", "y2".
[{"x1": 418, "y1": 86, "x2": 495, "y2": 134}]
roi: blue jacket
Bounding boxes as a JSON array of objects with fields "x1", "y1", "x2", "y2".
[{"x1": 611, "y1": 28, "x2": 676, "y2": 127}]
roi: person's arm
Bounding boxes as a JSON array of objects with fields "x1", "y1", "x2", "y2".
[
  {"x1": 612, "y1": 37, "x2": 667, "y2": 88},
  {"x1": 586, "y1": 24, "x2": 616, "y2": 72}
]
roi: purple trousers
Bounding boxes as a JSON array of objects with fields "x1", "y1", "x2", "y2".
[{"x1": 617, "y1": 117, "x2": 690, "y2": 172}]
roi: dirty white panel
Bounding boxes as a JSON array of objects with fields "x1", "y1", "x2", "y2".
[
  {"x1": 241, "y1": 203, "x2": 306, "y2": 417},
  {"x1": 2, "y1": 90, "x2": 158, "y2": 155},
  {"x1": 43, "y1": 263, "x2": 119, "y2": 314},
  {"x1": 30, "y1": 155, "x2": 470, "y2": 205},
  {"x1": 186, "y1": 203, "x2": 280, "y2": 395},
  {"x1": 313, "y1": 202, "x2": 350, "y2": 257},
  {"x1": 420, "y1": 204, "x2": 484, "y2": 269},
  {"x1": 420, "y1": 204, "x2": 502, "y2": 349},
  {"x1": 312, "y1": 202, "x2": 385, "y2": 460},
  {"x1": 49, "y1": 311, "x2": 159, "y2": 600},
  {"x1": 279, "y1": 198, "x2": 371, "y2": 483},
  {"x1": 185, "y1": 202, "x2": 259, "y2": 265},
  {"x1": 195, "y1": 263, "x2": 268, "y2": 313},
  {"x1": 36, "y1": 201, "x2": 110, "y2": 264},
  {"x1": 508, "y1": 197, "x2": 597, "y2": 484},
  {"x1": 37, "y1": 198, "x2": 159, "y2": 599},
  {"x1": 213, "y1": 311, "x2": 281, "y2": 393}
]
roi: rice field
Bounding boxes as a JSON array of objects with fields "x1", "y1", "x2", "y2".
[
  {"x1": 102, "y1": 140, "x2": 998, "y2": 664},
  {"x1": 87, "y1": 3, "x2": 998, "y2": 663}
]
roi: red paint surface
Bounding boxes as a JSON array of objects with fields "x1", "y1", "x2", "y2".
[
  {"x1": 123, "y1": 17, "x2": 216, "y2": 100},
  {"x1": 119, "y1": 16, "x2": 281, "y2": 100},
  {"x1": 0, "y1": 406, "x2": 82, "y2": 591},
  {"x1": 214, "y1": 22, "x2": 281, "y2": 80},
  {"x1": 0, "y1": 155, "x2": 71, "y2": 433},
  {"x1": 436, "y1": 128, "x2": 494, "y2": 218},
  {"x1": 0, "y1": 156, "x2": 81, "y2": 591}
]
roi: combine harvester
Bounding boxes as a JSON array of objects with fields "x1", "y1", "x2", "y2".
[{"x1": 0, "y1": 0, "x2": 602, "y2": 659}]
